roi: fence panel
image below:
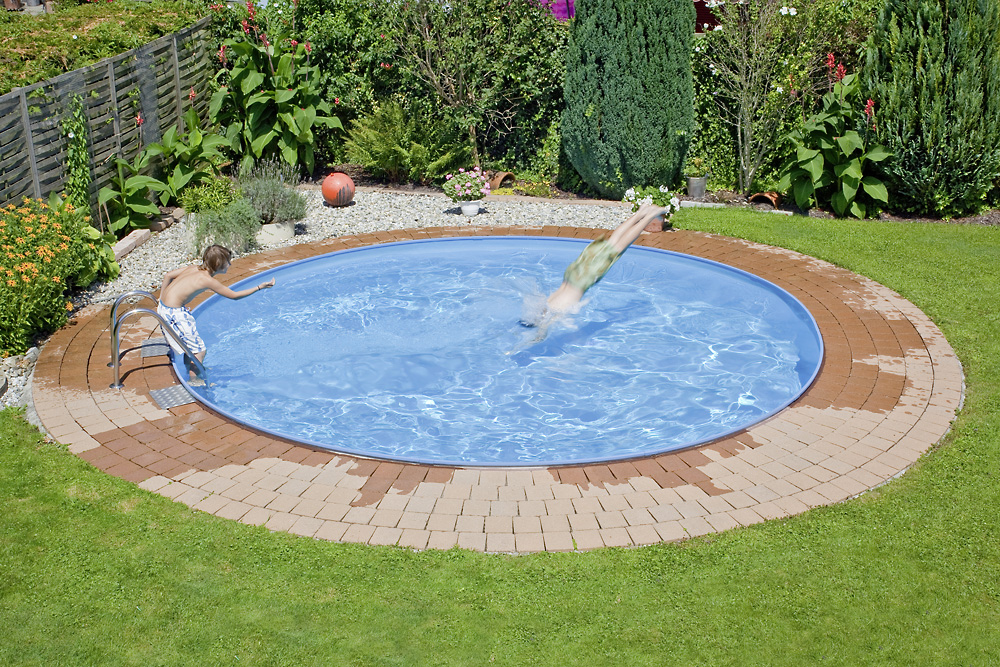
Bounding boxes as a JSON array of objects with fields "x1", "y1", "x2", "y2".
[{"x1": 0, "y1": 16, "x2": 213, "y2": 212}]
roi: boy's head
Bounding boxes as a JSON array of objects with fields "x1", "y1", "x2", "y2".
[{"x1": 202, "y1": 245, "x2": 232, "y2": 275}]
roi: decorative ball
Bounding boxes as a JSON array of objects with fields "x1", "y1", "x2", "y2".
[{"x1": 322, "y1": 172, "x2": 355, "y2": 207}]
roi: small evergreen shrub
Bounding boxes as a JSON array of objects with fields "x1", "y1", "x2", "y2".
[
  {"x1": 191, "y1": 198, "x2": 260, "y2": 256},
  {"x1": 863, "y1": 0, "x2": 1000, "y2": 217},
  {"x1": 237, "y1": 160, "x2": 307, "y2": 225},
  {"x1": 179, "y1": 176, "x2": 241, "y2": 215},
  {"x1": 344, "y1": 103, "x2": 470, "y2": 184},
  {"x1": 561, "y1": 0, "x2": 695, "y2": 198}
]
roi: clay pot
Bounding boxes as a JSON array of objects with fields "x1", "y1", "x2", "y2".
[{"x1": 322, "y1": 172, "x2": 355, "y2": 207}]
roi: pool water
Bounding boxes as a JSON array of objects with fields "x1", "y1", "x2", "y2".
[{"x1": 177, "y1": 237, "x2": 823, "y2": 466}]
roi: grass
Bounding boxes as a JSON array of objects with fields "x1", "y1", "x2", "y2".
[{"x1": 2, "y1": 208, "x2": 1000, "y2": 665}]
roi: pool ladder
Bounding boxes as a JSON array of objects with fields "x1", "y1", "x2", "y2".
[{"x1": 108, "y1": 290, "x2": 206, "y2": 389}]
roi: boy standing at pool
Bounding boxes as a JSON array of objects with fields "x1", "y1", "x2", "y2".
[{"x1": 157, "y1": 245, "x2": 274, "y2": 380}]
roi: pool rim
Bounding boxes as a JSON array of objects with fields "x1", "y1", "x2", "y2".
[{"x1": 172, "y1": 235, "x2": 825, "y2": 467}]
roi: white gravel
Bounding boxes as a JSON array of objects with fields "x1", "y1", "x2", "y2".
[{"x1": 2, "y1": 189, "x2": 631, "y2": 410}]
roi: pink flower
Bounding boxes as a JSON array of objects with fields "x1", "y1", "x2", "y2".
[
  {"x1": 863, "y1": 98, "x2": 875, "y2": 118},
  {"x1": 217, "y1": 44, "x2": 228, "y2": 63},
  {"x1": 335, "y1": 97, "x2": 340, "y2": 104},
  {"x1": 459, "y1": 168, "x2": 465, "y2": 173},
  {"x1": 135, "y1": 113, "x2": 143, "y2": 127},
  {"x1": 305, "y1": 42, "x2": 312, "y2": 53},
  {"x1": 291, "y1": 40, "x2": 298, "y2": 47},
  {"x1": 188, "y1": 87, "x2": 196, "y2": 102}
]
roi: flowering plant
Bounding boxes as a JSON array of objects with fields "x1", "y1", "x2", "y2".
[
  {"x1": 1, "y1": 194, "x2": 119, "y2": 354},
  {"x1": 623, "y1": 186, "x2": 682, "y2": 219},
  {"x1": 443, "y1": 167, "x2": 491, "y2": 203}
]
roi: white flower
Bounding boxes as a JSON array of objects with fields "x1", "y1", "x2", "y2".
[
  {"x1": 623, "y1": 187, "x2": 636, "y2": 201},
  {"x1": 659, "y1": 185, "x2": 670, "y2": 193},
  {"x1": 670, "y1": 197, "x2": 680, "y2": 210},
  {"x1": 638, "y1": 196, "x2": 653, "y2": 208},
  {"x1": 713, "y1": 25, "x2": 723, "y2": 31},
  {"x1": 67, "y1": 132, "x2": 74, "y2": 138},
  {"x1": 789, "y1": 7, "x2": 797, "y2": 14},
  {"x1": 776, "y1": 86, "x2": 784, "y2": 93},
  {"x1": 72, "y1": 35, "x2": 77, "y2": 40},
  {"x1": 780, "y1": 6, "x2": 788, "y2": 14}
]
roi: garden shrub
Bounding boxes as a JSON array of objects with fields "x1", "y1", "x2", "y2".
[
  {"x1": 237, "y1": 159, "x2": 306, "y2": 225},
  {"x1": 344, "y1": 103, "x2": 470, "y2": 184},
  {"x1": 0, "y1": 195, "x2": 119, "y2": 354},
  {"x1": 191, "y1": 198, "x2": 260, "y2": 256},
  {"x1": 209, "y1": 0, "x2": 340, "y2": 175},
  {"x1": 382, "y1": 0, "x2": 568, "y2": 170},
  {"x1": 179, "y1": 176, "x2": 241, "y2": 215},
  {"x1": 561, "y1": 0, "x2": 695, "y2": 198},
  {"x1": 862, "y1": 0, "x2": 1000, "y2": 217}
]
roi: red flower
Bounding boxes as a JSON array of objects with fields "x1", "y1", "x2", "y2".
[
  {"x1": 291, "y1": 40, "x2": 298, "y2": 47},
  {"x1": 834, "y1": 64, "x2": 846, "y2": 82},
  {"x1": 189, "y1": 87, "x2": 196, "y2": 102},
  {"x1": 241, "y1": 19, "x2": 250, "y2": 35},
  {"x1": 304, "y1": 42, "x2": 311, "y2": 53},
  {"x1": 335, "y1": 97, "x2": 340, "y2": 104},
  {"x1": 218, "y1": 44, "x2": 228, "y2": 63},
  {"x1": 863, "y1": 98, "x2": 875, "y2": 118},
  {"x1": 826, "y1": 53, "x2": 836, "y2": 71},
  {"x1": 136, "y1": 113, "x2": 144, "y2": 127}
]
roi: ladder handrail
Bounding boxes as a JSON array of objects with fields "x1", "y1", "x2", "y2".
[
  {"x1": 109, "y1": 289, "x2": 158, "y2": 336},
  {"x1": 109, "y1": 307, "x2": 207, "y2": 389}
]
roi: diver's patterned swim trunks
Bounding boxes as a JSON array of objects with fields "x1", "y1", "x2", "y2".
[
  {"x1": 156, "y1": 302, "x2": 206, "y2": 356},
  {"x1": 563, "y1": 238, "x2": 623, "y2": 293}
]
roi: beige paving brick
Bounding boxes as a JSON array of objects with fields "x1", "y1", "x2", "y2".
[{"x1": 426, "y1": 531, "x2": 459, "y2": 550}]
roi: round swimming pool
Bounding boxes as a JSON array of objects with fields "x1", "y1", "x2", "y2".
[{"x1": 174, "y1": 237, "x2": 823, "y2": 466}]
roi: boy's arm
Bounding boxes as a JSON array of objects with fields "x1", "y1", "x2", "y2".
[{"x1": 205, "y1": 275, "x2": 275, "y2": 300}]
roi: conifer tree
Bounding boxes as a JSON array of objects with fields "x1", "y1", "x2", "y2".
[
  {"x1": 863, "y1": 0, "x2": 1000, "y2": 217},
  {"x1": 561, "y1": 0, "x2": 695, "y2": 198}
]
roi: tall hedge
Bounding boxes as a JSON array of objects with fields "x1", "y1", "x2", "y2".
[
  {"x1": 561, "y1": 0, "x2": 695, "y2": 198},
  {"x1": 862, "y1": 0, "x2": 1000, "y2": 217}
]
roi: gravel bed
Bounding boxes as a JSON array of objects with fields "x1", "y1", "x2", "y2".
[
  {"x1": 2, "y1": 189, "x2": 631, "y2": 411},
  {"x1": 86, "y1": 189, "x2": 631, "y2": 305}
]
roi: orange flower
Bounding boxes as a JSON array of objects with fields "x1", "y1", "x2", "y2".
[
  {"x1": 7, "y1": 280, "x2": 15, "y2": 286},
  {"x1": 65, "y1": 302, "x2": 73, "y2": 311},
  {"x1": 21, "y1": 275, "x2": 30, "y2": 282},
  {"x1": 52, "y1": 276, "x2": 60, "y2": 283}
]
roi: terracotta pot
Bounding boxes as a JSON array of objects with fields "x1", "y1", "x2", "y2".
[{"x1": 322, "y1": 172, "x2": 355, "y2": 207}]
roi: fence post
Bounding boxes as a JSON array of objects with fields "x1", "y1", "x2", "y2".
[
  {"x1": 108, "y1": 61, "x2": 122, "y2": 159},
  {"x1": 18, "y1": 89, "x2": 42, "y2": 199},
  {"x1": 172, "y1": 35, "x2": 183, "y2": 127}
]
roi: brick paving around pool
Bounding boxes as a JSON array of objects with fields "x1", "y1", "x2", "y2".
[{"x1": 32, "y1": 225, "x2": 963, "y2": 553}]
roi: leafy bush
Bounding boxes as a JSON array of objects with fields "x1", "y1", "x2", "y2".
[
  {"x1": 862, "y1": 0, "x2": 1000, "y2": 217},
  {"x1": 191, "y1": 198, "x2": 260, "y2": 256},
  {"x1": 209, "y1": 0, "x2": 341, "y2": 175},
  {"x1": 778, "y1": 68, "x2": 891, "y2": 218},
  {"x1": 0, "y1": 194, "x2": 119, "y2": 354},
  {"x1": 344, "y1": 103, "x2": 469, "y2": 184},
  {"x1": 97, "y1": 150, "x2": 167, "y2": 234},
  {"x1": 622, "y1": 186, "x2": 682, "y2": 219},
  {"x1": 144, "y1": 107, "x2": 228, "y2": 207},
  {"x1": 179, "y1": 176, "x2": 241, "y2": 215},
  {"x1": 382, "y1": 0, "x2": 568, "y2": 170},
  {"x1": 561, "y1": 0, "x2": 695, "y2": 198},
  {"x1": 237, "y1": 159, "x2": 306, "y2": 225}
]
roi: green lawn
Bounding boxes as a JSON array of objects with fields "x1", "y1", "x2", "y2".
[{"x1": 2, "y1": 208, "x2": 999, "y2": 666}]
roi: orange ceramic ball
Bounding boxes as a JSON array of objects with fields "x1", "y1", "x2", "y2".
[{"x1": 322, "y1": 172, "x2": 355, "y2": 207}]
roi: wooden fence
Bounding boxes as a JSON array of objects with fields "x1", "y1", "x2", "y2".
[{"x1": 0, "y1": 16, "x2": 213, "y2": 212}]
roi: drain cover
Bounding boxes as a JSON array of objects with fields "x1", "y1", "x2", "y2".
[{"x1": 149, "y1": 384, "x2": 195, "y2": 409}]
